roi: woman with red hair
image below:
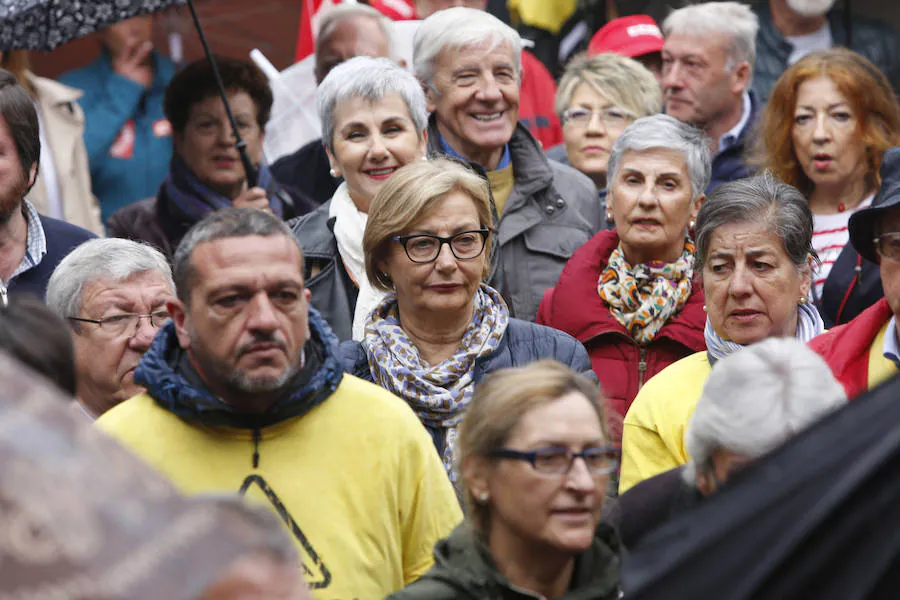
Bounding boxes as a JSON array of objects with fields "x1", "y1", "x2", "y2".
[{"x1": 755, "y1": 48, "x2": 900, "y2": 327}]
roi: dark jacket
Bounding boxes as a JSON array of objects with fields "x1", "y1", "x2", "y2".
[
  {"x1": 7, "y1": 214, "x2": 96, "y2": 300},
  {"x1": 387, "y1": 522, "x2": 622, "y2": 600},
  {"x1": 753, "y1": 0, "x2": 900, "y2": 103},
  {"x1": 270, "y1": 138, "x2": 339, "y2": 207},
  {"x1": 428, "y1": 119, "x2": 604, "y2": 321},
  {"x1": 108, "y1": 177, "x2": 314, "y2": 262},
  {"x1": 536, "y1": 229, "x2": 707, "y2": 440},
  {"x1": 615, "y1": 466, "x2": 703, "y2": 550},
  {"x1": 287, "y1": 201, "x2": 357, "y2": 342},
  {"x1": 707, "y1": 91, "x2": 759, "y2": 194},
  {"x1": 545, "y1": 143, "x2": 611, "y2": 226},
  {"x1": 817, "y1": 242, "x2": 883, "y2": 328}
]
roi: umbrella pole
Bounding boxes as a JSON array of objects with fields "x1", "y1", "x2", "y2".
[{"x1": 184, "y1": 0, "x2": 258, "y2": 188}]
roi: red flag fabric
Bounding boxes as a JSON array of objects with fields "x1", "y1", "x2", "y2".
[
  {"x1": 295, "y1": 0, "x2": 339, "y2": 62},
  {"x1": 370, "y1": 0, "x2": 416, "y2": 20}
]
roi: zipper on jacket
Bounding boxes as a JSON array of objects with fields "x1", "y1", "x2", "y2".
[
  {"x1": 637, "y1": 347, "x2": 648, "y2": 389},
  {"x1": 252, "y1": 428, "x2": 261, "y2": 469}
]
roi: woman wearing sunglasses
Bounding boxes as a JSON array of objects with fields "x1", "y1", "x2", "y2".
[
  {"x1": 388, "y1": 360, "x2": 622, "y2": 600},
  {"x1": 340, "y1": 158, "x2": 593, "y2": 481}
]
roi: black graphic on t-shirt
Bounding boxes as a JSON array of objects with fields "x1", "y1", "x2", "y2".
[{"x1": 239, "y1": 474, "x2": 332, "y2": 589}]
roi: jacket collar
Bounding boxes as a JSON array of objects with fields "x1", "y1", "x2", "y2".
[
  {"x1": 289, "y1": 201, "x2": 336, "y2": 258},
  {"x1": 27, "y1": 72, "x2": 82, "y2": 106},
  {"x1": 134, "y1": 307, "x2": 344, "y2": 429}
]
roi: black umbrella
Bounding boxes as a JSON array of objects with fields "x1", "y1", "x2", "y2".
[
  {"x1": 624, "y1": 373, "x2": 900, "y2": 600},
  {"x1": 0, "y1": 0, "x2": 257, "y2": 187}
]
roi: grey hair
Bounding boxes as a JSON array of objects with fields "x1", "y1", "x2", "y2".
[
  {"x1": 683, "y1": 338, "x2": 846, "y2": 487},
  {"x1": 315, "y1": 3, "x2": 398, "y2": 61},
  {"x1": 46, "y1": 238, "x2": 174, "y2": 323},
  {"x1": 694, "y1": 173, "x2": 819, "y2": 273},
  {"x1": 607, "y1": 114, "x2": 711, "y2": 201},
  {"x1": 317, "y1": 56, "x2": 428, "y2": 153},
  {"x1": 413, "y1": 7, "x2": 523, "y2": 91},
  {"x1": 663, "y1": 1, "x2": 759, "y2": 77},
  {"x1": 173, "y1": 208, "x2": 303, "y2": 306}
]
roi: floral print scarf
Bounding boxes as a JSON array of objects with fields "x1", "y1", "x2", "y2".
[
  {"x1": 363, "y1": 284, "x2": 510, "y2": 480},
  {"x1": 598, "y1": 239, "x2": 695, "y2": 344}
]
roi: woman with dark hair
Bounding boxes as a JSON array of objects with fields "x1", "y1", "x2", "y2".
[
  {"x1": 108, "y1": 56, "x2": 315, "y2": 259},
  {"x1": 754, "y1": 48, "x2": 900, "y2": 327}
]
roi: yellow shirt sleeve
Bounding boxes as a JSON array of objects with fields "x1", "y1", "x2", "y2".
[{"x1": 619, "y1": 352, "x2": 711, "y2": 494}]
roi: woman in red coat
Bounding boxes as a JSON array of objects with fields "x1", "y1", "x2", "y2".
[{"x1": 537, "y1": 114, "x2": 709, "y2": 440}]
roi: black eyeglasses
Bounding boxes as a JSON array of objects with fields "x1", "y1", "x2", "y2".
[
  {"x1": 392, "y1": 229, "x2": 490, "y2": 263},
  {"x1": 490, "y1": 446, "x2": 620, "y2": 476},
  {"x1": 874, "y1": 233, "x2": 900, "y2": 261},
  {"x1": 68, "y1": 311, "x2": 170, "y2": 337}
]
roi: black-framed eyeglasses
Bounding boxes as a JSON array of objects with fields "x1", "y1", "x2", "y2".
[
  {"x1": 874, "y1": 233, "x2": 900, "y2": 261},
  {"x1": 392, "y1": 229, "x2": 490, "y2": 263},
  {"x1": 490, "y1": 446, "x2": 620, "y2": 476},
  {"x1": 68, "y1": 311, "x2": 170, "y2": 337}
]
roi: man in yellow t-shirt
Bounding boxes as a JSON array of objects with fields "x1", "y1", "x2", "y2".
[{"x1": 97, "y1": 208, "x2": 462, "y2": 600}]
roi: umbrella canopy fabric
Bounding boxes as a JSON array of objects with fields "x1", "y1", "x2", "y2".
[
  {"x1": 624, "y1": 373, "x2": 900, "y2": 600},
  {"x1": 0, "y1": 0, "x2": 184, "y2": 52},
  {"x1": 0, "y1": 350, "x2": 278, "y2": 600}
]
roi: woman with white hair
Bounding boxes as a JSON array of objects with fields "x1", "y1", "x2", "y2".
[
  {"x1": 615, "y1": 337, "x2": 846, "y2": 549},
  {"x1": 289, "y1": 56, "x2": 429, "y2": 341},
  {"x1": 620, "y1": 173, "x2": 828, "y2": 493},
  {"x1": 537, "y1": 114, "x2": 710, "y2": 446}
]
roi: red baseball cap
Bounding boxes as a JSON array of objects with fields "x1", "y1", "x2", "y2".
[{"x1": 588, "y1": 15, "x2": 664, "y2": 58}]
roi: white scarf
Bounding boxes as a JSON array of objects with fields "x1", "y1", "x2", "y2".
[{"x1": 329, "y1": 183, "x2": 388, "y2": 341}]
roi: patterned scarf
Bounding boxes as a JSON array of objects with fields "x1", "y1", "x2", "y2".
[
  {"x1": 163, "y1": 154, "x2": 283, "y2": 223},
  {"x1": 363, "y1": 284, "x2": 510, "y2": 479},
  {"x1": 598, "y1": 239, "x2": 696, "y2": 344},
  {"x1": 704, "y1": 301, "x2": 826, "y2": 365}
]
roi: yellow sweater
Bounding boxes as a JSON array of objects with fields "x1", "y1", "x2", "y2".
[
  {"x1": 619, "y1": 352, "x2": 712, "y2": 494},
  {"x1": 97, "y1": 374, "x2": 462, "y2": 599},
  {"x1": 486, "y1": 163, "x2": 515, "y2": 216}
]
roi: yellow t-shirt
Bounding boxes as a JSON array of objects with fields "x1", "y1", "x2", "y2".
[
  {"x1": 619, "y1": 352, "x2": 712, "y2": 494},
  {"x1": 97, "y1": 375, "x2": 462, "y2": 600},
  {"x1": 867, "y1": 321, "x2": 900, "y2": 390},
  {"x1": 486, "y1": 163, "x2": 515, "y2": 217}
]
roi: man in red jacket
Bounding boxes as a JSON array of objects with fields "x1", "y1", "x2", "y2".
[{"x1": 809, "y1": 146, "x2": 900, "y2": 397}]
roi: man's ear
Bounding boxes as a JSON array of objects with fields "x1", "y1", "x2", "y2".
[
  {"x1": 167, "y1": 298, "x2": 192, "y2": 350},
  {"x1": 695, "y1": 465, "x2": 716, "y2": 497},
  {"x1": 731, "y1": 61, "x2": 751, "y2": 95},
  {"x1": 424, "y1": 82, "x2": 438, "y2": 114}
]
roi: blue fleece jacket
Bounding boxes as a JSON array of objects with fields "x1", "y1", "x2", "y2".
[{"x1": 59, "y1": 51, "x2": 176, "y2": 223}]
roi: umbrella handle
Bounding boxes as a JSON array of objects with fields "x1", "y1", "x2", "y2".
[{"x1": 184, "y1": 0, "x2": 258, "y2": 188}]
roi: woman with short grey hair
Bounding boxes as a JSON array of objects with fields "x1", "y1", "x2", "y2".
[
  {"x1": 620, "y1": 173, "x2": 827, "y2": 494},
  {"x1": 289, "y1": 56, "x2": 429, "y2": 342},
  {"x1": 616, "y1": 338, "x2": 845, "y2": 548},
  {"x1": 538, "y1": 114, "x2": 710, "y2": 451}
]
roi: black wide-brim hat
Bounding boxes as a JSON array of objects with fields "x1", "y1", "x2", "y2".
[{"x1": 849, "y1": 146, "x2": 900, "y2": 264}]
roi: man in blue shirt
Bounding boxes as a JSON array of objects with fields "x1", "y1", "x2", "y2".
[{"x1": 59, "y1": 16, "x2": 176, "y2": 224}]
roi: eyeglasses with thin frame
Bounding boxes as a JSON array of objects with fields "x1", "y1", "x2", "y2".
[
  {"x1": 560, "y1": 107, "x2": 633, "y2": 129},
  {"x1": 68, "y1": 311, "x2": 170, "y2": 337},
  {"x1": 874, "y1": 233, "x2": 900, "y2": 261},
  {"x1": 392, "y1": 229, "x2": 490, "y2": 263},
  {"x1": 490, "y1": 446, "x2": 620, "y2": 476}
]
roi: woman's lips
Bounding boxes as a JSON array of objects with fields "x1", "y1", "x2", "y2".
[
  {"x1": 364, "y1": 166, "x2": 399, "y2": 181},
  {"x1": 729, "y1": 309, "x2": 764, "y2": 322},
  {"x1": 581, "y1": 145, "x2": 607, "y2": 154},
  {"x1": 213, "y1": 157, "x2": 237, "y2": 168},
  {"x1": 429, "y1": 283, "x2": 462, "y2": 293},
  {"x1": 632, "y1": 218, "x2": 661, "y2": 229},
  {"x1": 813, "y1": 154, "x2": 833, "y2": 171}
]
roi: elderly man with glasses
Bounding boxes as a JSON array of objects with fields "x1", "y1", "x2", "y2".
[
  {"x1": 811, "y1": 146, "x2": 900, "y2": 397},
  {"x1": 46, "y1": 238, "x2": 175, "y2": 418}
]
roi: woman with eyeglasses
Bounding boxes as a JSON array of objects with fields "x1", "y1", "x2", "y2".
[
  {"x1": 547, "y1": 52, "x2": 661, "y2": 225},
  {"x1": 537, "y1": 115, "x2": 709, "y2": 454},
  {"x1": 340, "y1": 158, "x2": 593, "y2": 481},
  {"x1": 388, "y1": 360, "x2": 622, "y2": 600}
]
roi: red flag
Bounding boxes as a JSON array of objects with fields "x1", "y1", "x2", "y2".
[
  {"x1": 295, "y1": 0, "x2": 339, "y2": 62},
  {"x1": 369, "y1": 0, "x2": 415, "y2": 20}
]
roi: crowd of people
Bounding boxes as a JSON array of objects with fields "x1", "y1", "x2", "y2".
[{"x1": 2, "y1": 0, "x2": 900, "y2": 597}]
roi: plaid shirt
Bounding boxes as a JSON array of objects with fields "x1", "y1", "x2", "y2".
[{"x1": 0, "y1": 200, "x2": 48, "y2": 304}]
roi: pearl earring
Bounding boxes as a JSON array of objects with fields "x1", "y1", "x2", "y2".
[
  {"x1": 799, "y1": 296, "x2": 808, "y2": 305},
  {"x1": 478, "y1": 491, "x2": 489, "y2": 502},
  {"x1": 702, "y1": 305, "x2": 708, "y2": 313},
  {"x1": 329, "y1": 168, "x2": 338, "y2": 178},
  {"x1": 606, "y1": 212, "x2": 613, "y2": 222},
  {"x1": 689, "y1": 220, "x2": 695, "y2": 229}
]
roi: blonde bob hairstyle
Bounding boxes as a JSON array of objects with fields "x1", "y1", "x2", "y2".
[
  {"x1": 457, "y1": 360, "x2": 609, "y2": 538},
  {"x1": 555, "y1": 52, "x2": 661, "y2": 121},
  {"x1": 363, "y1": 157, "x2": 494, "y2": 291}
]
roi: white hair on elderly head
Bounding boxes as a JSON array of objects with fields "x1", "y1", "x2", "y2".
[
  {"x1": 662, "y1": 1, "x2": 759, "y2": 74},
  {"x1": 317, "y1": 56, "x2": 428, "y2": 153},
  {"x1": 314, "y1": 2, "x2": 398, "y2": 61},
  {"x1": 413, "y1": 7, "x2": 523, "y2": 91},
  {"x1": 606, "y1": 114, "x2": 711, "y2": 201},
  {"x1": 46, "y1": 238, "x2": 174, "y2": 323},
  {"x1": 683, "y1": 338, "x2": 847, "y2": 487}
]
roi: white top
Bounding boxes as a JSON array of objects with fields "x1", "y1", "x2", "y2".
[
  {"x1": 35, "y1": 105, "x2": 63, "y2": 220},
  {"x1": 786, "y1": 22, "x2": 833, "y2": 65},
  {"x1": 811, "y1": 194, "x2": 874, "y2": 300}
]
